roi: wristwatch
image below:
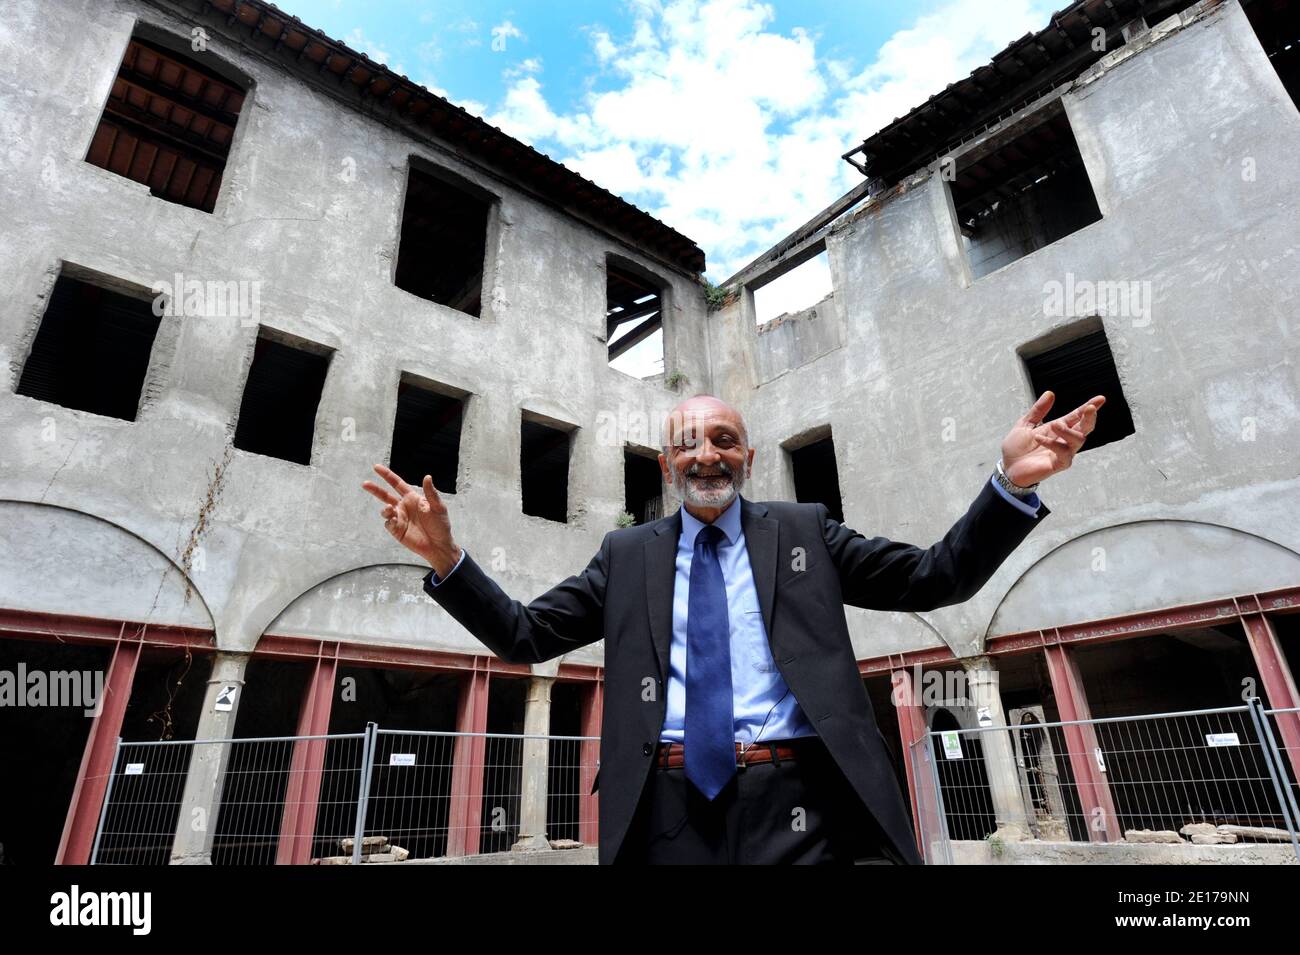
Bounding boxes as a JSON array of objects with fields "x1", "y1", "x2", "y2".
[{"x1": 994, "y1": 458, "x2": 1039, "y2": 498}]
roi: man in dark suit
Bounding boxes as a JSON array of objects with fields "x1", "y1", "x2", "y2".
[{"x1": 362, "y1": 390, "x2": 1104, "y2": 864}]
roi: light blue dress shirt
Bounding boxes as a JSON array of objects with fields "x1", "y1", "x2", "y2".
[
  {"x1": 659, "y1": 493, "x2": 819, "y2": 744},
  {"x1": 428, "y1": 475, "x2": 1041, "y2": 744}
]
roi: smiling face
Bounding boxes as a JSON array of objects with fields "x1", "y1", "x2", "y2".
[{"x1": 659, "y1": 396, "x2": 755, "y2": 521}]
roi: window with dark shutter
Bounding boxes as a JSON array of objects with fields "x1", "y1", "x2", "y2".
[
  {"x1": 1022, "y1": 326, "x2": 1134, "y2": 451},
  {"x1": 16, "y1": 271, "x2": 162, "y2": 421},
  {"x1": 233, "y1": 331, "x2": 332, "y2": 465},
  {"x1": 389, "y1": 376, "x2": 468, "y2": 493}
]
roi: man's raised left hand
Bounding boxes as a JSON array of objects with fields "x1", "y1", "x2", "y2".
[{"x1": 1000, "y1": 391, "x2": 1106, "y2": 487}]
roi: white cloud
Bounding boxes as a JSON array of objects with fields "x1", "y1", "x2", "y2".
[
  {"x1": 505, "y1": 57, "x2": 543, "y2": 80},
  {"x1": 591, "y1": 30, "x2": 618, "y2": 64},
  {"x1": 487, "y1": 0, "x2": 1059, "y2": 279}
]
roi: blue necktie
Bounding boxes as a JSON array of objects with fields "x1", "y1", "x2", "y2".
[{"x1": 685, "y1": 523, "x2": 735, "y2": 800}]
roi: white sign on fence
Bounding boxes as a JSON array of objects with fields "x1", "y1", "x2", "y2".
[
  {"x1": 1206, "y1": 732, "x2": 1240, "y2": 747},
  {"x1": 125, "y1": 763, "x2": 144, "y2": 776},
  {"x1": 389, "y1": 753, "x2": 416, "y2": 766},
  {"x1": 941, "y1": 732, "x2": 963, "y2": 759}
]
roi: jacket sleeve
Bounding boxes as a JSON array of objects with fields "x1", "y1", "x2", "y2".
[
  {"x1": 420, "y1": 534, "x2": 611, "y2": 665},
  {"x1": 820, "y1": 475, "x2": 1050, "y2": 612}
]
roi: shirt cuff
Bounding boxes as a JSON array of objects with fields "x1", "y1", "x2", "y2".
[
  {"x1": 425, "y1": 549, "x2": 466, "y2": 587},
  {"x1": 989, "y1": 473, "x2": 1041, "y2": 517}
]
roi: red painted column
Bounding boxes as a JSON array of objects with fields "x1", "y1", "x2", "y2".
[
  {"x1": 446, "y1": 662, "x2": 490, "y2": 857},
  {"x1": 1241, "y1": 611, "x2": 1300, "y2": 783},
  {"x1": 890, "y1": 666, "x2": 935, "y2": 857},
  {"x1": 1042, "y1": 642, "x2": 1121, "y2": 842},
  {"x1": 578, "y1": 676, "x2": 603, "y2": 847},
  {"x1": 275, "y1": 646, "x2": 338, "y2": 864},
  {"x1": 56, "y1": 636, "x2": 142, "y2": 864}
]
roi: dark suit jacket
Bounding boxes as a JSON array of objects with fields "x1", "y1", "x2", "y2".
[{"x1": 422, "y1": 475, "x2": 1050, "y2": 864}]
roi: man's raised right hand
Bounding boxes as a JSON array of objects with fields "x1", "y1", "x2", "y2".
[{"x1": 362, "y1": 463, "x2": 462, "y2": 577}]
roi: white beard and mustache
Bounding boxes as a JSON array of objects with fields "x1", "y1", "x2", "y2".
[{"x1": 670, "y1": 458, "x2": 746, "y2": 510}]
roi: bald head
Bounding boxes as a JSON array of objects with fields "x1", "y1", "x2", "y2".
[{"x1": 661, "y1": 394, "x2": 749, "y2": 453}]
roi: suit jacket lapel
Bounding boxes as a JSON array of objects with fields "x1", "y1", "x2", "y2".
[
  {"x1": 739, "y1": 496, "x2": 778, "y2": 641},
  {"x1": 645, "y1": 496, "x2": 779, "y2": 684},
  {"x1": 645, "y1": 508, "x2": 681, "y2": 685}
]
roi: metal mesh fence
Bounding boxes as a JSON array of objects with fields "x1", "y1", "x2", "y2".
[
  {"x1": 92, "y1": 703, "x2": 1299, "y2": 864},
  {"x1": 92, "y1": 733, "x2": 366, "y2": 865},
  {"x1": 92, "y1": 727, "x2": 598, "y2": 864},
  {"x1": 913, "y1": 701, "x2": 1300, "y2": 862}
]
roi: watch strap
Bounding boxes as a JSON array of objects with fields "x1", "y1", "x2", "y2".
[{"x1": 995, "y1": 458, "x2": 1039, "y2": 497}]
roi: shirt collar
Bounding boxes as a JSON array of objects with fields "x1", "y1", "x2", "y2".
[{"x1": 679, "y1": 494, "x2": 743, "y2": 549}]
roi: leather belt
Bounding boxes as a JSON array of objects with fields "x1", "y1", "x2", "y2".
[{"x1": 655, "y1": 739, "x2": 810, "y2": 770}]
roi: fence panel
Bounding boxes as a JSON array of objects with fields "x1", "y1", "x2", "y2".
[
  {"x1": 91, "y1": 733, "x2": 366, "y2": 864},
  {"x1": 924, "y1": 705, "x2": 1300, "y2": 860},
  {"x1": 907, "y1": 734, "x2": 953, "y2": 864},
  {"x1": 358, "y1": 730, "x2": 598, "y2": 861}
]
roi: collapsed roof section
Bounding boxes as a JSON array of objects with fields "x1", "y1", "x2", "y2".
[
  {"x1": 165, "y1": 0, "x2": 705, "y2": 274},
  {"x1": 843, "y1": 0, "x2": 1205, "y2": 190}
]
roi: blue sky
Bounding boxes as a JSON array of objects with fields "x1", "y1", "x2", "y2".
[{"x1": 276, "y1": 0, "x2": 1061, "y2": 286}]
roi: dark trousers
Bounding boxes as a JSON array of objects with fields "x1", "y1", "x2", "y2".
[{"x1": 617, "y1": 736, "x2": 904, "y2": 864}]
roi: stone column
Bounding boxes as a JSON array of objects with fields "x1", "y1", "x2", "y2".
[
  {"x1": 961, "y1": 656, "x2": 1032, "y2": 841},
  {"x1": 513, "y1": 675, "x2": 554, "y2": 851},
  {"x1": 169, "y1": 651, "x2": 250, "y2": 864}
]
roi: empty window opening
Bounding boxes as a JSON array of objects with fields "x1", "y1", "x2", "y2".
[
  {"x1": 233, "y1": 331, "x2": 331, "y2": 465},
  {"x1": 324, "y1": 666, "x2": 463, "y2": 861},
  {"x1": 16, "y1": 271, "x2": 162, "y2": 421},
  {"x1": 606, "y1": 259, "x2": 665, "y2": 378},
  {"x1": 1062, "y1": 627, "x2": 1278, "y2": 842},
  {"x1": 521, "y1": 415, "x2": 572, "y2": 523},
  {"x1": 394, "y1": 162, "x2": 491, "y2": 316},
  {"x1": 753, "y1": 247, "x2": 833, "y2": 326},
  {"x1": 546, "y1": 681, "x2": 587, "y2": 844},
  {"x1": 289, "y1": 665, "x2": 467, "y2": 867},
  {"x1": 951, "y1": 105, "x2": 1102, "y2": 279},
  {"x1": 1244, "y1": 0, "x2": 1300, "y2": 110},
  {"x1": 94, "y1": 649, "x2": 216, "y2": 864},
  {"x1": 86, "y1": 34, "x2": 246, "y2": 213},
  {"x1": 0, "y1": 638, "x2": 111, "y2": 864},
  {"x1": 1020, "y1": 325, "x2": 1134, "y2": 451},
  {"x1": 480, "y1": 678, "x2": 529, "y2": 854},
  {"x1": 389, "y1": 376, "x2": 467, "y2": 493},
  {"x1": 624, "y1": 447, "x2": 664, "y2": 524},
  {"x1": 787, "y1": 431, "x2": 844, "y2": 524}
]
